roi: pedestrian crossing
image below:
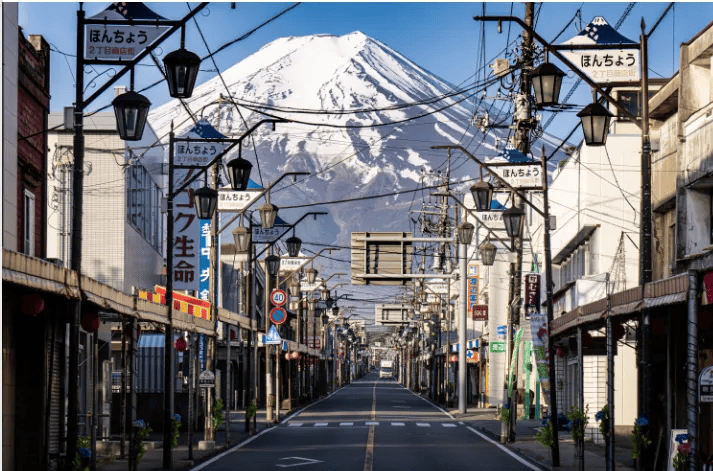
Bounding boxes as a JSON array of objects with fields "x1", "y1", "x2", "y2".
[{"x1": 285, "y1": 421, "x2": 460, "y2": 428}]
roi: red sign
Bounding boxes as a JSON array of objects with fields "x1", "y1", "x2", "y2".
[
  {"x1": 139, "y1": 285, "x2": 211, "y2": 320},
  {"x1": 472, "y1": 305, "x2": 488, "y2": 321},
  {"x1": 449, "y1": 354, "x2": 458, "y2": 363},
  {"x1": 269, "y1": 307, "x2": 287, "y2": 325},
  {"x1": 270, "y1": 289, "x2": 287, "y2": 307}
]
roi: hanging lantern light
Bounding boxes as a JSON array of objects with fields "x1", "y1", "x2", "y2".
[
  {"x1": 288, "y1": 277, "x2": 301, "y2": 296},
  {"x1": 286, "y1": 236, "x2": 302, "y2": 257},
  {"x1": 502, "y1": 205, "x2": 525, "y2": 239},
  {"x1": 577, "y1": 101, "x2": 613, "y2": 147},
  {"x1": 81, "y1": 311, "x2": 100, "y2": 333},
  {"x1": 112, "y1": 91, "x2": 151, "y2": 141},
  {"x1": 458, "y1": 222, "x2": 475, "y2": 245},
  {"x1": 470, "y1": 180, "x2": 494, "y2": 212},
  {"x1": 21, "y1": 293, "x2": 45, "y2": 316},
  {"x1": 479, "y1": 240, "x2": 497, "y2": 266},
  {"x1": 556, "y1": 346, "x2": 567, "y2": 358},
  {"x1": 265, "y1": 255, "x2": 281, "y2": 278},
  {"x1": 258, "y1": 192, "x2": 278, "y2": 229},
  {"x1": 307, "y1": 298, "x2": 317, "y2": 312},
  {"x1": 232, "y1": 225, "x2": 251, "y2": 253},
  {"x1": 192, "y1": 186, "x2": 218, "y2": 220},
  {"x1": 306, "y1": 267, "x2": 318, "y2": 284},
  {"x1": 226, "y1": 156, "x2": 253, "y2": 191},
  {"x1": 163, "y1": 47, "x2": 201, "y2": 99},
  {"x1": 320, "y1": 286, "x2": 330, "y2": 301},
  {"x1": 175, "y1": 337, "x2": 187, "y2": 352},
  {"x1": 530, "y1": 60, "x2": 567, "y2": 107}
]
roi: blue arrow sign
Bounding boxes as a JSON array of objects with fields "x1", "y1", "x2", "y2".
[
  {"x1": 467, "y1": 350, "x2": 474, "y2": 359},
  {"x1": 265, "y1": 325, "x2": 282, "y2": 345}
]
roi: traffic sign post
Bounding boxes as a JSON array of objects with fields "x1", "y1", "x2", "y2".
[
  {"x1": 270, "y1": 307, "x2": 288, "y2": 325},
  {"x1": 265, "y1": 325, "x2": 282, "y2": 345},
  {"x1": 270, "y1": 289, "x2": 287, "y2": 307}
]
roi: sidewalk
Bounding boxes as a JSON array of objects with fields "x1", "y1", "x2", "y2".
[
  {"x1": 445, "y1": 405, "x2": 636, "y2": 471},
  {"x1": 94, "y1": 407, "x2": 292, "y2": 471}
]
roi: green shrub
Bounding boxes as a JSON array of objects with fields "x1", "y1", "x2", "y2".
[
  {"x1": 212, "y1": 399, "x2": 225, "y2": 429},
  {"x1": 535, "y1": 422, "x2": 554, "y2": 447}
]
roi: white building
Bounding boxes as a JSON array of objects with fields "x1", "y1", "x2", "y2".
[{"x1": 46, "y1": 105, "x2": 165, "y2": 294}]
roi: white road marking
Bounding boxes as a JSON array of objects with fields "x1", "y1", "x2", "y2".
[
  {"x1": 458, "y1": 421, "x2": 465, "y2": 425},
  {"x1": 391, "y1": 422, "x2": 405, "y2": 426},
  {"x1": 340, "y1": 422, "x2": 353, "y2": 426},
  {"x1": 365, "y1": 421, "x2": 379, "y2": 426},
  {"x1": 442, "y1": 423, "x2": 457, "y2": 427},
  {"x1": 465, "y1": 427, "x2": 542, "y2": 470},
  {"x1": 276, "y1": 457, "x2": 324, "y2": 468},
  {"x1": 416, "y1": 423, "x2": 430, "y2": 427},
  {"x1": 392, "y1": 405, "x2": 412, "y2": 408},
  {"x1": 314, "y1": 423, "x2": 328, "y2": 427},
  {"x1": 287, "y1": 423, "x2": 303, "y2": 427}
]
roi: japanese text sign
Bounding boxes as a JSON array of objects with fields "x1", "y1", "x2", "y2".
[
  {"x1": 174, "y1": 141, "x2": 226, "y2": 167},
  {"x1": 84, "y1": 25, "x2": 169, "y2": 61},
  {"x1": 171, "y1": 169, "x2": 201, "y2": 291},
  {"x1": 525, "y1": 273, "x2": 541, "y2": 319},
  {"x1": 252, "y1": 225, "x2": 290, "y2": 243},
  {"x1": 491, "y1": 164, "x2": 542, "y2": 188},
  {"x1": 561, "y1": 49, "x2": 640, "y2": 83},
  {"x1": 217, "y1": 189, "x2": 263, "y2": 212},
  {"x1": 472, "y1": 305, "x2": 488, "y2": 321},
  {"x1": 529, "y1": 313, "x2": 551, "y2": 398}
]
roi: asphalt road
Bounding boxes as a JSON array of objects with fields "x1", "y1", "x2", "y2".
[{"x1": 195, "y1": 373, "x2": 540, "y2": 470}]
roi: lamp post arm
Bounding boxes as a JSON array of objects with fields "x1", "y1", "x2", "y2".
[
  {"x1": 173, "y1": 119, "x2": 289, "y2": 197},
  {"x1": 431, "y1": 145, "x2": 548, "y2": 218},
  {"x1": 82, "y1": 3, "x2": 209, "y2": 107},
  {"x1": 472, "y1": 15, "x2": 640, "y2": 126},
  {"x1": 250, "y1": 212, "x2": 328, "y2": 260},
  {"x1": 431, "y1": 191, "x2": 514, "y2": 251},
  {"x1": 218, "y1": 171, "x2": 311, "y2": 232}
]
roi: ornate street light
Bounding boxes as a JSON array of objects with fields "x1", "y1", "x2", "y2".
[
  {"x1": 112, "y1": 90, "x2": 151, "y2": 141},
  {"x1": 470, "y1": 180, "x2": 494, "y2": 212},
  {"x1": 331, "y1": 305, "x2": 339, "y2": 317},
  {"x1": 288, "y1": 277, "x2": 300, "y2": 297},
  {"x1": 307, "y1": 298, "x2": 317, "y2": 312},
  {"x1": 286, "y1": 235, "x2": 302, "y2": 258},
  {"x1": 232, "y1": 225, "x2": 251, "y2": 253},
  {"x1": 258, "y1": 192, "x2": 278, "y2": 229},
  {"x1": 226, "y1": 156, "x2": 253, "y2": 191},
  {"x1": 306, "y1": 267, "x2": 318, "y2": 284},
  {"x1": 320, "y1": 287, "x2": 330, "y2": 301},
  {"x1": 325, "y1": 296, "x2": 334, "y2": 310},
  {"x1": 265, "y1": 254, "x2": 281, "y2": 278},
  {"x1": 479, "y1": 239, "x2": 497, "y2": 266},
  {"x1": 577, "y1": 101, "x2": 613, "y2": 147},
  {"x1": 530, "y1": 60, "x2": 567, "y2": 107},
  {"x1": 502, "y1": 205, "x2": 525, "y2": 239},
  {"x1": 192, "y1": 186, "x2": 218, "y2": 220},
  {"x1": 458, "y1": 222, "x2": 475, "y2": 245},
  {"x1": 163, "y1": 47, "x2": 201, "y2": 99}
]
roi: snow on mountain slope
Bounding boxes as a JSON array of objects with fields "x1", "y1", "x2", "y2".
[{"x1": 149, "y1": 31, "x2": 564, "y2": 247}]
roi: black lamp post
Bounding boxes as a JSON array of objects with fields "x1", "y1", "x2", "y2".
[
  {"x1": 306, "y1": 267, "x2": 318, "y2": 284},
  {"x1": 265, "y1": 254, "x2": 281, "y2": 278},
  {"x1": 471, "y1": 181, "x2": 494, "y2": 211},
  {"x1": 286, "y1": 236, "x2": 302, "y2": 257},
  {"x1": 163, "y1": 47, "x2": 201, "y2": 99},
  {"x1": 502, "y1": 206, "x2": 525, "y2": 239},
  {"x1": 258, "y1": 192, "x2": 278, "y2": 229},
  {"x1": 232, "y1": 223, "x2": 251, "y2": 253},
  {"x1": 193, "y1": 186, "x2": 218, "y2": 220},
  {"x1": 112, "y1": 90, "x2": 151, "y2": 141},
  {"x1": 530, "y1": 60, "x2": 567, "y2": 107},
  {"x1": 288, "y1": 277, "x2": 300, "y2": 297},
  {"x1": 458, "y1": 222, "x2": 475, "y2": 246},
  {"x1": 479, "y1": 240, "x2": 497, "y2": 266},
  {"x1": 577, "y1": 101, "x2": 613, "y2": 147}
]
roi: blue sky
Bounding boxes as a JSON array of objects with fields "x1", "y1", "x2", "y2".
[{"x1": 17, "y1": 2, "x2": 713, "y2": 142}]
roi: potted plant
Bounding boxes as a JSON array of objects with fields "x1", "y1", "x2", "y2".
[
  {"x1": 497, "y1": 403, "x2": 511, "y2": 424},
  {"x1": 246, "y1": 400, "x2": 258, "y2": 434},
  {"x1": 73, "y1": 436, "x2": 91, "y2": 471},
  {"x1": 630, "y1": 416, "x2": 652, "y2": 462},
  {"x1": 132, "y1": 420, "x2": 152, "y2": 466},
  {"x1": 595, "y1": 405, "x2": 610, "y2": 441},
  {"x1": 567, "y1": 405, "x2": 589, "y2": 457},
  {"x1": 672, "y1": 433, "x2": 691, "y2": 471},
  {"x1": 170, "y1": 414, "x2": 181, "y2": 449},
  {"x1": 535, "y1": 420, "x2": 555, "y2": 464}
]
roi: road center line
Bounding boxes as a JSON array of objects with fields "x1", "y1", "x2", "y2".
[{"x1": 363, "y1": 378, "x2": 377, "y2": 471}]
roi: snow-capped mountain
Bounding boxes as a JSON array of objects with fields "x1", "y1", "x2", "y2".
[{"x1": 149, "y1": 31, "x2": 563, "y2": 248}]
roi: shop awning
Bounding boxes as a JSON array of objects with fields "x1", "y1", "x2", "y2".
[
  {"x1": 643, "y1": 274, "x2": 689, "y2": 308},
  {"x1": 608, "y1": 286, "x2": 643, "y2": 317}
]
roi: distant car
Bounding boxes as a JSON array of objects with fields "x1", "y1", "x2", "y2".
[{"x1": 379, "y1": 367, "x2": 393, "y2": 379}]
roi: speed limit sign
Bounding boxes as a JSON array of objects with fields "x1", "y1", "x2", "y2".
[{"x1": 270, "y1": 289, "x2": 287, "y2": 307}]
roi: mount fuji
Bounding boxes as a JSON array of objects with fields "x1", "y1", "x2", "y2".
[{"x1": 149, "y1": 31, "x2": 564, "y2": 250}]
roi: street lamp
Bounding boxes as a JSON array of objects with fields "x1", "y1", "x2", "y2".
[
  {"x1": 193, "y1": 186, "x2": 218, "y2": 220},
  {"x1": 226, "y1": 156, "x2": 253, "y2": 191},
  {"x1": 458, "y1": 222, "x2": 475, "y2": 245},
  {"x1": 265, "y1": 254, "x2": 281, "y2": 278},
  {"x1": 163, "y1": 47, "x2": 201, "y2": 99},
  {"x1": 530, "y1": 59, "x2": 567, "y2": 107},
  {"x1": 232, "y1": 219, "x2": 251, "y2": 253},
  {"x1": 112, "y1": 90, "x2": 151, "y2": 141},
  {"x1": 471, "y1": 180, "x2": 494, "y2": 212},
  {"x1": 306, "y1": 267, "x2": 318, "y2": 284},
  {"x1": 258, "y1": 192, "x2": 279, "y2": 229},
  {"x1": 479, "y1": 240, "x2": 497, "y2": 266},
  {"x1": 286, "y1": 235, "x2": 302, "y2": 258},
  {"x1": 577, "y1": 101, "x2": 613, "y2": 147},
  {"x1": 288, "y1": 276, "x2": 300, "y2": 297},
  {"x1": 502, "y1": 205, "x2": 525, "y2": 239}
]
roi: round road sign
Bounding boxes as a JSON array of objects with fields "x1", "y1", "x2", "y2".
[
  {"x1": 270, "y1": 307, "x2": 287, "y2": 325},
  {"x1": 270, "y1": 289, "x2": 287, "y2": 307}
]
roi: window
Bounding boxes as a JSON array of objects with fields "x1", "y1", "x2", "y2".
[
  {"x1": 617, "y1": 91, "x2": 640, "y2": 121},
  {"x1": 126, "y1": 163, "x2": 163, "y2": 253},
  {"x1": 23, "y1": 189, "x2": 35, "y2": 257}
]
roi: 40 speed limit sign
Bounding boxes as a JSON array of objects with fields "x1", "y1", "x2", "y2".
[{"x1": 270, "y1": 289, "x2": 287, "y2": 307}]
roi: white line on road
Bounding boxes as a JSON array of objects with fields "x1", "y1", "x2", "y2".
[
  {"x1": 340, "y1": 422, "x2": 353, "y2": 426},
  {"x1": 287, "y1": 423, "x2": 303, "y2": 427},
  {"x1": 416, "y1": 423, "x2": 430, "y2": 427},
  {"x1": 365, "y1": 422, "x2": 379, "y2": 425},
  {"x1": 442, "y1": 423, "x2": 457, "y2": 427},
  {"x1": 466, "y1": 426, "x2": 543, "y2": 471},
  {"x1": 391, "y1": 422, "x2": 405, "y2": 426},
  {"x1": 314, "y1": 423, "x2": 328, "y2": 427}
]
